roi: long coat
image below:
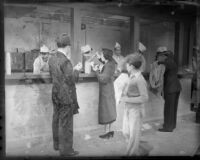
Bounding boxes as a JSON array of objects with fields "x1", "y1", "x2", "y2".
[
  {"x1": 48, "y1": 51, "x2": 79, "y2": 116},
  {"x1": 48, "y1": 51, "x2": 80, "y2": 155},
  {"x1": 96, "y1": 59, "x2": 116, "y2": 124},
  {"x1": 158, "y1": 56, "x2": 181, "y2": 94},
  {"x1": 158, "y1": 56, "x2": 181, "y2": 130}
]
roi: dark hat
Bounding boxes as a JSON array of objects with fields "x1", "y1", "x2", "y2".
[
  {"x1": 56, "y1": 33, "x2": 71, "y2": 48},
  {"x1": 102, "y1": 48, "x2": 113, "y2": 56},
  {"x1": 157, "y1": 51, "x2": 168, "y2": 57},
  {"x1": 102, "y1": 48, "x2": 113, "y2": 60}
]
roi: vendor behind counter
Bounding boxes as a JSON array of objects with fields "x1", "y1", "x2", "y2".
[{"x1": 33, "y1": 45, "x2": 50, "y2": 74}]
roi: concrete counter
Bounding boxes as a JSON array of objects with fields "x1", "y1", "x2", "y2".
[
  {"x1": 5, "y1": 72, "x2": 98, "y2": 84},
  {"x1": 5, "y1": 72, "x2": 193, "y2": 152}
]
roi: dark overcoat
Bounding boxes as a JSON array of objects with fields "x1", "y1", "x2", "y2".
[
  {"x1": 48, "y1": 51, "x2": 79, "y2": 120},
  {"x1": 48, "y1": 51, "x2": 80, "y2": 155},
  {"x1": 158, "y1": 56, "x2": 182, "y2": 130}
]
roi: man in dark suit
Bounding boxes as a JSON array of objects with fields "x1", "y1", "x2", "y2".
[
  {"x1": 157, "y1": 50, "x2": 182, "y2": 132},
  {"x1": 48, "y1": 33, "x2": 82, "y2": 157}
]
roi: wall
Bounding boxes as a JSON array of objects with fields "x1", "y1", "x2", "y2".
[
  {"x1": 5, "y1": 5, "x2": 72, "y2": 53},
  {"x1": 140, "y1": 21, "x2": 175, "y2": 72},
  {"x1": 85, "y1": 24, "x2": 130, "y2": 56},
  {"x1": 80, "y1": 11, "x2": 130, "y2": 56},
  {"x1": 4, "y1": 5, "x2": 71, "y2": 71}
]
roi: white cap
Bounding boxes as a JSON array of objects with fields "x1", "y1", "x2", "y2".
[
  {"x1": 81, "y1": 45, "x2": 92, "y2": 53},
  {"x1": 157, "y1": 46, "x2": 167, "y2": 53},
  {"x1": 115, "y1": 42, "x2": 121, "y2": 49},
  {"x1": 40, "y1": 45, "x2": 49, "y2": 53},
  {"x1": 139, "y1": 42, "x2": 146, "y2": 52}
]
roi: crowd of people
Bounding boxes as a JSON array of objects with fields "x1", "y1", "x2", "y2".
[{"x1": 32, "y1": 33, "x2": 183, "y2": 157}]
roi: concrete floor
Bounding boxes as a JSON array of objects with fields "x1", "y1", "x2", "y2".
[
  {"x1": 6, "y1": 112, "x2": 200, "y2": 158},
  {"x1": 6, "y1": 78, "x2": 200, "y2": 158}
]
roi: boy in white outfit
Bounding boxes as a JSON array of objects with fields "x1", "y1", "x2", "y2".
[{"x1": 120, "y1": 53, "x2": 149, "y2": 156}]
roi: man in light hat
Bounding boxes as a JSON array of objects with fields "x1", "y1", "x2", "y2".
[
  {"x1": 155, "y1": 46, "x2": 168, "y2": 60},
  {"x1": 48, "y1": 33, "x2": 82, "y2": 157},
  {"x1": 33, "y1": 45, "x2": 50, "y2": 74},
  {"x1": 113, "y1": 42, "x2": 126, "y2": 74},
  {"x1": 157, "y1": 49, "x2": 182, "y2": 132},
  {"x1": 81, "y1": 44, "x2": 93, "y2": 73}
]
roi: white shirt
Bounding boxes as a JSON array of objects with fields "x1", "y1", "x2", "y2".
[{"x1": 33, "y1": 56, "x2": 49, "y2": 74}]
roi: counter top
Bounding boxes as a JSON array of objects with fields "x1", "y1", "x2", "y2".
[
  {"x1": 5, "y1": 72, "x2": 98, "y2": 84},
  {"x1": 5, "y1": 70, "x2": 194, "y2": 85}
]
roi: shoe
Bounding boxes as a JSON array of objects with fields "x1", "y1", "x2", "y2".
[
  {"x1": 54, "y1": 144, "x2": 59, "y2": 151},
  {"x1": 158, "y1": 128, "x2": 173, "y2": 132},
  {"x1": 190, "y1": 103, "x2": 195, "y2": 111},
  {"x1": 54, "y1": 146, "x2": 59, "y2": 151},
  {"x1": 61, "y1": 150, "x2": 79, "y2": 157},
  {"x1": 99, "y1": 132, "x2": 110, "y2": 139},
  {"x1": 108, "y1": 131, "x2": 114, "y2": 138}
]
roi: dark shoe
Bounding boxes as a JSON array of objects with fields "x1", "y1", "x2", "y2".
[
  {"x1": 108, "y1": 131, "x2": 114, "y2": 138},
  {"x1": 191, "y1": 103, "x2": 195, "y2": 111},
  {"x1": 99, "y1": 132, "x2": 110, "y2": 139},
  {"x1": 61, "y1": 150, "x2": 79, "y2": 157},
  {"x1": 54, "y1": 144, "x2": 59, "y2": 151},
  {"x1": 158, "y1": 128, "x2": 173, "y2": 132},
  {"x1": 54, "y1": 146, "x2": 59, "y2": 151}
]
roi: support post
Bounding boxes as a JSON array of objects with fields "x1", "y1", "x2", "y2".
[{"x1": 130, "y1": 16, "x2": 140, "y2": 53}]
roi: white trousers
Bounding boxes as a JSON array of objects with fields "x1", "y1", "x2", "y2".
[{"x1": 122, "y1": 106, "x2": 143, "y2": 156}]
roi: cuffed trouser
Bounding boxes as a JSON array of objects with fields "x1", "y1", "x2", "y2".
[
  {"x1": 52, "y1": 103, "x2": 74, "y2": 156},
  {"x1": 122, "y1": 106, "x2": 142, "y2": 156}
]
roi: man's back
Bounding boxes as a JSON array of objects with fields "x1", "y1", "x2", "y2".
[
  {"x1": 163, "y1": 57, "x2": 181, "y2": 93},
  {"x1": 48, "y1": 51, "x2": 78, "y2": 107}
]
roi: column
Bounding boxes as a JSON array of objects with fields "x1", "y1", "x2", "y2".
[
  {"x1": 130, "y1": 16, "x2": 140, "y2": 53},
  {"x1": 174, "y1": 22, "x2": 184, "y2": 67},
  {"x1": 196, "y1": 14, "x2": 200, "y2": 123},
  {"x1": 70, "y1": 7, "x2": 82, "y2": 65}
]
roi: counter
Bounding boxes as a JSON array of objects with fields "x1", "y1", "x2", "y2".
[
  {"x1": 5, "y1": 69, "x2": 194, "y2": 85},
  {"x1": 5, "y1": 72, "x2": 98, "y2": 84},
  {"x1": 5, "y1": 71, "x2": 193, "y2": 151}
]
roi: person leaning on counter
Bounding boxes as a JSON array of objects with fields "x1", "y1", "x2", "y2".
[{"x1": 33, "y1": 45, "x2": 50, "y2": 74}]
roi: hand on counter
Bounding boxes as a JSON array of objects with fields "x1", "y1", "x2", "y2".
[
  {"x1": 74, "y1": 62, "x2": 82, "y2": 71},
  {"x1": 92, "y1": 64, "x2": 99, "y2": 72}
]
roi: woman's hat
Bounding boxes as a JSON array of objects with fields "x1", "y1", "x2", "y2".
[
  {"x1": 102, "y1": 48, "x2": 113, "y2": 56},
  {"x1": 102, "y1": 48, "x2": 113, "y2": 60},
  {"x1": 56, "y1": 33, "x2": 71, "y2": 47}
]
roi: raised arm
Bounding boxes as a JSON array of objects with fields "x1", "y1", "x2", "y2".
[{"x1": 96, "y1": 62, "x2": 115, "y2": 84}]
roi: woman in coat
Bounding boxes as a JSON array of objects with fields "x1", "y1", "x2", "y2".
[{"x1": 93, "y1": 48, "x2": 117, "y2": 139}]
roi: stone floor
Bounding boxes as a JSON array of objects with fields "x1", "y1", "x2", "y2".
[{"x1": 6, "y1": 112, "x2": 200, "y2": 158}]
